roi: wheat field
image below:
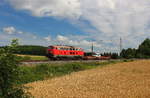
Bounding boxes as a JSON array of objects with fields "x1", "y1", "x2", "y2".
[{"x1": 26, "y1": 60, "x2": 150, "y2": 98}]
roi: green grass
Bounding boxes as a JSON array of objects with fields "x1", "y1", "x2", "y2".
[
  {"x1": 29, "y1": 56, "x2": 48, "y2": 60},
  {"x1": 16, "y1": 54, "x2": 49, "y2": 61},
  {"x1": 16, "y1": 60, "x2": 132, "y2": 84}
]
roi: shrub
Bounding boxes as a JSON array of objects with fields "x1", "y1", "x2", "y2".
[{"x1": 0, "y1": 39, "x2": 31, "y2": 98}]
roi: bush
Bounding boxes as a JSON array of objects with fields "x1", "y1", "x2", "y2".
[{"x1": 0, "y1": 39, "x2": 31, "y2": 98}]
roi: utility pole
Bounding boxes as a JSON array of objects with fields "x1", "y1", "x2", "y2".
[
  {"x1": 91, "y1": 42, "x2": 94, "y2": 53},
  {"x1": 119, "y1": 37, "x2": 122, "y2": 56}
]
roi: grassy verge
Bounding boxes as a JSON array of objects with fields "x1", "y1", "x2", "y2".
[
  {"x1": 16, "y1": 54, "x2": 49, "y2": 61},
  {"x1": 17, "y1": 59, "x2": 133, "y2": 84}
]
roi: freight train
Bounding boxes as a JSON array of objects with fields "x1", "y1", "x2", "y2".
[{"x1": 46, "y1": 45, "x2": 110, "y2": 60}]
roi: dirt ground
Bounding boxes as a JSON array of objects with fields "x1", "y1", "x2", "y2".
[{"x1": 26, "y1": 60, "x2": 150, "y2": 98}]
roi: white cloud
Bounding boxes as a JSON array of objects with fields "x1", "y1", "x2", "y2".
[
  {"x1": 2, "y1": 26, "x2": 25, "y2": 34},
  {"x1": 0, "y1": 26, "x2": 49, "y2": 46},
  {"x1": 8, "y1": 0, "x2": 81, "y2": 19},
  {"x1": 3, "y1": 26, "x2": 16, "y2": 34},
  {"x1": 56, "y1": 35, "x2": 68, "y2": 41},
  {"x1": 81, "y1": 0, "x2": 150, "y2": 50},
  {"x1": 7, "y1": 0, "x2": 150, "y2": 52},
  {"x1": 17, "y1": 31, "x2": 24, "y2": 34},
  {"x1": 44, "y1": 36, "x2": 51, "y2": 42},
  {"x1": 81, "y1": 0, "x2": 150, "y2": 35},
  {"x1": 54, "y1": 35, "x2": 102, "y2": 51},
  {"x1": 33, "y1": 36, "x2": 37, "y2": 39}
]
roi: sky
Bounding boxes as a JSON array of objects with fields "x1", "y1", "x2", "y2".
[{"x1": 0, "y1": 0, "x2": 150, "y2": 53}]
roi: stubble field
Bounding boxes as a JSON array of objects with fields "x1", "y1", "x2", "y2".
[{"x1": 26, "y1": 60, "x2": 150, "y2": 98}]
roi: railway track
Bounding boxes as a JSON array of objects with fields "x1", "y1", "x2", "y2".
[
  {"x1": 21, "y1": 59, "x2": 136, "y2": 66},
  {"x1": 21, "y1": 60, "x2": 110, "y2": 65}
]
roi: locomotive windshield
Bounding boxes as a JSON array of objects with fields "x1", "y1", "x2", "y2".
[{"x1": 48, "y1": 46, "x2": 54, "y2": 49}]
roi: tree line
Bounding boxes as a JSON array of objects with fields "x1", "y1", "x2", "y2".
[
  {"x1": 121, "y1": 38, "x2": 150, "y2": 59},
  {"x1": 0, "y1": 45, "x2": 47, "y2": 56},
  {"x1": 100, "y1": 38, "x2": 150, "y2": 59}
]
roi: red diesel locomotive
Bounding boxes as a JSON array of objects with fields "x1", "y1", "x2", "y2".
[{"x1": 46, "y1": 45, "x2": 84, "y2": 60}]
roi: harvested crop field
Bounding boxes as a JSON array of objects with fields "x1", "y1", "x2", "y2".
[{"x1": 26, "y1": 60, "x2": 150, "y2": 98}]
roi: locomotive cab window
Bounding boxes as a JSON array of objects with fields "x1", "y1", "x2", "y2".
[
  {"x1": 48, "y1": 46, "x2": 53, "y2": 49},
  {"x1": 53, "y1": 47, "x2": 57, "y2": 49},
  {"x1": 64, "y1": 48, "x2": 67, "y2": 50},
  {"x1": 60, "y1": 48, "x2": 63, "y2": 50}
]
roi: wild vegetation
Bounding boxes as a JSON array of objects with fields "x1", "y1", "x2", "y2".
[
  {"x1": 18, "y1": 60, "x2": 127, "y2": 84},
  {"x1": 0, "y1": 39, "x2": 30, "y2": 98}
]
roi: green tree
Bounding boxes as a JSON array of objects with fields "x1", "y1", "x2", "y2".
[
  {"x1": 0, "y1": 39, "x2": 30, "y2": 98},
  {"x1": 111, "y1": 53, "x2": 119, "y2": 59},
  {"x1": 14, "y1": 45, "x2": 46, "y2": 56},
  {"x1": 137, "y1": 38, "x2": 150, "y2": 58},
  {"x1": 120, "y1": 48, "x2": 136, "y2": 59}
]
